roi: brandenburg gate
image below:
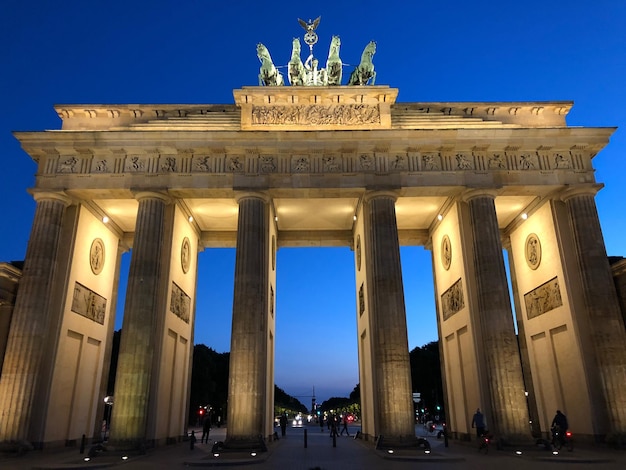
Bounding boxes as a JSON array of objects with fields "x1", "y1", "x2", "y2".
[{"x1": 1, "y1": 28, "x2": 625, "y2": 451}]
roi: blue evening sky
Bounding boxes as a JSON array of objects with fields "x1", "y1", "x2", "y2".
[{"x1": 1, "y1": 1, "x2": 625, "y2": 402}]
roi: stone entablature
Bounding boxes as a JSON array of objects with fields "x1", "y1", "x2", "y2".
[
  {"x1": 15, "y1": 134, "x2": 609, "y2": 194},
  {"x1": 26, "y1": 146, "x2": 598, "y2": 178},
  {"x1": 52, "y1": 87, "x2": 574, "y2": 132},
  {"x1": 0, "y1": 262, "x2": 22, "y2": 307},
  {"x1": 15, "y1": 91, "x2": 613, "y2": 194}
]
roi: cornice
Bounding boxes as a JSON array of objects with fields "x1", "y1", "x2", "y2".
[{"x1": 48, "y1": 95, "x2": 581, "y2": 132}]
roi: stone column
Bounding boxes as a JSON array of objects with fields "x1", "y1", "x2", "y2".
[
  {"x1": 226, "y1": 193, "x2": 270, "y2": 448},
  {"x1": 0, "y1": 192, "x2": 71, "y2": 443},
  {"x1": 110, "y1": 191, "x2": 170, "y2": 447},
  {"x1": 503, "y1": 238, "x2": 541, "y2": 438},
  {"x1": 363, "y1": 191, "x2": 415, "y2": 446},
  {"x1": 464, "y1": 190, "x2": 529, "y2": 441},
  {"x1": 562, "y1": 186, "x2": 626, "y2": 433}
]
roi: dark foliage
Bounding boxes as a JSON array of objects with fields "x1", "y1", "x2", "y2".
[
  {"x1": 274, "y1": 385, "x2": 308, "y2": 414},
  {"x1": 349, "y1": 383, "x2": 360, "y2": 402},
  {"x1": 189, "y1": 344, "x2": 230, "y2": 424},
  {"x1": 320, "y1": 396, "x2": 353, "y2": 411},
  {"x1": 409, "y1": 341, "x2": 444, "y2": 412}
]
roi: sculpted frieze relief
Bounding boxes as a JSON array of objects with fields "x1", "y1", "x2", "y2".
[
  {"x1": 170, "y1": 282, "x2": 191, "y2": 323},
  {"x1": 161, "y1": 156, "x2": 177, "y2": 172},
  {"x1": 194, "y1": 155, "x2": 211, "y2": 172},
  {"x1": 455, "y1": 153, "x2": 473, "y2": 170},
  {"x1": 72, "y1": 282, "x2": 106, "y2": 325},
  {"x1": 359, "y1": 154, "x2": 375, "y2": 170},
  {"x1": 488, "y1": 153, "x2": 506, "y2": 169},
  {"x1": 93, "y1": 159, "x2": 109, "y2": 173},
  {"x1": 517, "y1": 152, "x2": 537, "y2": 170},
  {"x1": 227, "y1": 156, "x2": 244, "y2": 172},
  {"x1": 323, "y1": 155, "x2": 341, "y2": 172},
  {"x1": 391, "y1": 154, "x2": 406, "y2": 170},
  {"x1": 524, "y1": 276, "x2": 562, "y2": 320},
  {"x1": 441, "y1": 278, "x2": 464, "y2": 321},
  {"x1": 260, "y1": 155, "x2": 276, "y2": 173},
  {"x1": 422, "y1": 153, "x2": 441, "y2": 170},
  {"x1": 554, "y1": 153, "x2": 571, "y2": 169},
  {"x1": 125, "y1": 156, "x2": 146, "y2": 172},
  {"x1": 292, "y1": 155, "x2": 310, "y2": 173},
  {"x1": 58, "y1": 156, "x2": 79, "y2": 173},
  {"x1": 251, "y1": 104, "x2": 380, "y2": 126},
  {"x1": 48, "y1": 148, "x2": 591, "y2": 176}
]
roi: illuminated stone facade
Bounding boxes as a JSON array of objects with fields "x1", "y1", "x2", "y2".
[{"x1": 1, "y1": 85, "x2": 625, "y2": 448}]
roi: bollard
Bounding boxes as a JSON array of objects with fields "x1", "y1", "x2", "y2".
[
  {"x1": 333, "y1": 432, "x2": 336, "y2": 448},
  {"x1": 304, "y1": 428, "x2": 308, "y2": 448},
  {"x1": 190, "y1": 430, "x2": 196, "y2": 450},
  {"x1": 444, "y1": 428, "x2": 449, "y2": 448},
  {"x1": 80, "y1": 434, "x2": 86, "y2": 454}
]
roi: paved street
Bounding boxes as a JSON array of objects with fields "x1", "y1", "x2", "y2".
[{"x1": 1, "y1": 424, "x2": 624, "y2": 469}]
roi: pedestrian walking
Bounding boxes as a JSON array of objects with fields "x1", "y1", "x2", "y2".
[
  {"x1": 340, "y1": 414, "x2": 350, "y2": 436},
  {"x1": 201, "y1": 417, "x2": 211, "y2": 443},
  {"x1": 471, "y1": 408, "x2": 485, "y2": 438}
]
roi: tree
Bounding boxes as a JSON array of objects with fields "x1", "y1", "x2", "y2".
[
  {"x1": 409, "y1": 341, "x2": 444, "y2": 414},
  {"x1": 274, "y1": 385, "x2": 308, "y2": 416},
  {"x1": 189, "y1": 344, "x2": 229, "y2": 424}
]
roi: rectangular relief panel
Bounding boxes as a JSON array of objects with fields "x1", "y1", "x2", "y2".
[
  {"x1": 71, "y1": 282, "x2": 107, "y2": 324},
  {"x1": 524, "y1": 277, "x2": 563, "y2": 320}
]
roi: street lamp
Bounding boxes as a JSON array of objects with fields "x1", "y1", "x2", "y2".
[{"x1": 103, "y1": 396, "x2": 114, "y2": 440}]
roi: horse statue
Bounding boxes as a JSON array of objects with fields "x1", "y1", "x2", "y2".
[
  {"x1": 348, "y1": 41, "x2": 376, "y2": 86},
  {"x1": 288, "y1": 38, "x2": 306, "y2": 86},
  {"x1": 257, "y1": 43, "x2": 284, "y2": 86},
  {"x1": 325, "y1": 35, "x2": 342, "y2": 86}
]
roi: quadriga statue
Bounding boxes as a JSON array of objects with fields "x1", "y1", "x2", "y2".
[
  {"x1": 288, "y1": 38, "x2": 306, "y2": 86},
  {"x1": 257, "y1": 43, "x2": 284, "y2": 86},
  {"x1": 325, "y1": 35, "x2": 342, "y2": 86},
  {"x1": 348, "y1": 41, "x2": 376, "y2": 86}
]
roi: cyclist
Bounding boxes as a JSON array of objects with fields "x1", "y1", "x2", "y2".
[{"x1": 551, "y1": 410, "x2": 569, "y2": 448}]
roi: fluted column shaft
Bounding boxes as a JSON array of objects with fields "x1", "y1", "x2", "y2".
[
  {"x1": 110, "y1": 192, "x2": 169, "y2": 445},
  {"x1": 364, "y1": 192, "x2": 414, "y2": 442},
  {"x1": 563, "y1": 190, "x2": 626, "y2": 433},
  {"x1": 0, "y1": 193, "x2": 70, "y2": 442},
  {"x1": 466, "y1": 192, "x2": 529, "y2": 440},
  {"x1": 226, "y1": 195, "x2": 269, "y2": 443}
]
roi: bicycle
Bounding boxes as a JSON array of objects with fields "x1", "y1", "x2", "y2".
[
  {"x1": 551, "y1": 426, "x2": 573, "y2": 452},
  {"x1": 478, "y1": 430, "x2": 492, "y2": 454}
]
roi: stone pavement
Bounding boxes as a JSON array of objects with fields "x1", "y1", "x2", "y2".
[{"x1": 1, "y1": 424, "x2": 624, "y2": 469}]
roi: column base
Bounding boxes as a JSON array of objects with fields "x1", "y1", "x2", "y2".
[
  {"x1": 106, "y1": 438, "x2": 151, "y2": 453},
  {"x1": 222, "y1": 435, "x2": 267, "y2": 453},
  {"x1": 0, "y1": 439, "x2": 35, "y2": 454},
  {"x1": 375, "y1": 434, "x2": 426, "y2": 450}
]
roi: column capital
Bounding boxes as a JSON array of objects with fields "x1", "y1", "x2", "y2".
[
  {"x1": 133, "y1": 190, "x2": 171, "y2": 204},
  {"x1": 460, "y1": 188, "x2": 499, "y2": 203},
  {"x1": 363, "y1": 189, "x2": 399, "y2": 203},
  {"x1": 559, "y1": 183, "x2": 603, "y2": 202},
  {"x1": 30, "y1": 190, "x2": 72, "y2": 207},
  {"x1": 234, "y1": 191, "x2": 270, "y2": 204}
]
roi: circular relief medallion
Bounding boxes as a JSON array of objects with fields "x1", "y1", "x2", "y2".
[
  {"x1": 356, "y1": 234, "x2": 362, "y2": 271},
  {"x1": 525, "y1": 233, "x2": 541, "y2": 270},
  {"x1": 272, "y1": 235, "x2": 276, "y2": 271},
  {"x1": 441, "y1": 235, "x2": 452, "y2": 271},
  {"x1": 90, "y1": 238, "x2": 105, "y2": 275},
  {"x1": 181, "y1": 237, "x2": 191, "y2": 273}
]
